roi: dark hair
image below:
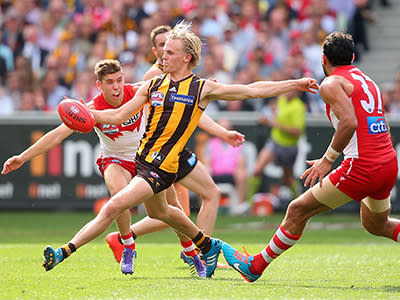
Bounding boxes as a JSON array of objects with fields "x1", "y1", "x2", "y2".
[
  {"x1": 322, "y1": 32, "x2": 355, "y2": 66},
  {"x1": 94, "y1": 59, "x2": 122, "y2": 82}
]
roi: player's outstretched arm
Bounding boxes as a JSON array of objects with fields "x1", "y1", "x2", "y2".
[
  {"x1": 197, "y1": 114, "x2": 245, "y2": 147},
  {"x1": 203, "y1": 78, "x2": 319, "y2": 104},
  {"x1": 1, "y1": 124, "x2": 73, "y2": 175},
  {"x1": 90, "y1": 82, "x2": 149, "y2": 125}
]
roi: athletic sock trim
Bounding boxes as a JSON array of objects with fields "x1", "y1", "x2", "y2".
[{"x1": 393, "y1": 223, "x2": 400, "y2": 242}]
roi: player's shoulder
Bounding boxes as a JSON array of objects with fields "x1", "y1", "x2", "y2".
[
  {"x1": 143, "y1": 66, "x2": 164, "y2": 81},
  {"x1": 321, "y1": 74, "x2": 349, "y2": 90}
]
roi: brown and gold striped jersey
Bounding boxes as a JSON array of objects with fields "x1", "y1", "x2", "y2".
[{"x1": 137, "y1": 73, "x2": 206, "y2": 173}]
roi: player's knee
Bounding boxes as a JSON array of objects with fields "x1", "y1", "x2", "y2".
[
  {"x1": 202, "y1": 184, "x2": 221, "y2": 205},
  {"x1": 146, "y1": 205, "x2": 168, "y2": 221},
  {"x1": 286, "y1": 200, "x2": 308, "y2": 223},
  {"x1": 100, "y1": 200, "x2": 120, "y2": 220}
]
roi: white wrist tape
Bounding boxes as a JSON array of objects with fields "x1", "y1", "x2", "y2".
[
  {"x1": 324, "y1": 146, "x2": 340, "y2": 163},
  {"x1": 324, "y1": 155, "x2": 335, "y2": 163}
]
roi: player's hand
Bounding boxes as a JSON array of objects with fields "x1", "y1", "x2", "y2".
[
  {"x1": 80, "y1": 98, "x2": 95, "y2": 109},
  {"x1": 223, "y1": 130, "x2": 245, "y2": 147},
  {"x1": 296, "y1": 78, "x2": 319, "y2": 94},
  {"x1": 300, "y1": 157, "x2": 332, "y2": 188},
  {"x1": 1, "y1": 156, "x2": 24, "y2": 175}
]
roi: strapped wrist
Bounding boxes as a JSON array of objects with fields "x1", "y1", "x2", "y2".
[{"x1": 324, "y1": 146, "x2": 340, "y2": 163}]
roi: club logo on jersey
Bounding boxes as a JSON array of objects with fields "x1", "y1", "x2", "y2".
[
  {"x1": 170, "y1": 93, "x2": 194, "y2": 105},
  {"x1": 367, "y1": 116, "x2": 387, "y2": 134},
  {"x1": 151, "y1": 151, "x2": 165, "y2": 162},
  {"x1": 169, "y1": 86, "x2": 177, "y2": 92},
  {"x1": 150, "y1": 171, "x2": 160, "y2": 179},
  {"x1": 100, "y1": 124, "x2": 119, "y2": 135},
  {"x1": 187, "y1": 153, "x2": 197, "y2": 166},
  {"x1": 150, "y1": 91, "x2": 164, "y2": 106}
]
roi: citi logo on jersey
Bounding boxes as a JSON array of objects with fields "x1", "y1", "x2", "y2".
[{"x1": 367, "y1": 116, "x2": 387, "y2": 134}]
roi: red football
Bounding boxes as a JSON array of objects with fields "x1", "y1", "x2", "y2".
[{"x1": 58, "y1": 99, "x2": 95, "y2": 133}]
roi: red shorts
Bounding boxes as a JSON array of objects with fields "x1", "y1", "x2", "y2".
[
  {"x1": 96, "y1": 156, "x2": 136, "y2": 177},
  {"x1": 329, "y1": 156, "x2": 398, "y2": 201}
]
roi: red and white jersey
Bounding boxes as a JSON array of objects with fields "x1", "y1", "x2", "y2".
[
  {"x1": 326, "y1": 65, "x2": 395, "y2": 163},
  {"x1": 92, "y1": 84, "x2": 147, "y2": 161}
]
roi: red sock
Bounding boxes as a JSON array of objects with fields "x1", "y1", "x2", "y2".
[
  {"x1": 250, "y1": 253, "x2": 269, "y2": 275},
  {"x1": 250, "y1": 225, "x2": 301, "y2": 274},
  {"x1": 393, "y1": 223, "x2": 400, "y2": 241},
  {"x1": 180, "y1": 240, "x2": 196, "y2": 257},
  {"x1": 121, "y1": 232, "x2": 135, "y2": 250}
]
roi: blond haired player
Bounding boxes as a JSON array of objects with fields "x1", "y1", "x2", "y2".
[
  {"x1": 3, "y1": 59, "x2": 243, "y2": 276},
  {"x1": 41, "y1": 22, "x2": 317, "y2": 278},
  {"x1": 104, "y1": 25, "x2": 241, "y2": 274}
]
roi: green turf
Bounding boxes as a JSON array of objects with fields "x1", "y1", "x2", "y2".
[{"x1": 0, "y1": 212, "x2": 399, "y2": 299}]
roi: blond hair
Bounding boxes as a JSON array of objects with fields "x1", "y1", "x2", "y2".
[
  {"x1": 168, "y1": 21, "x2": 202, "y2": 69},
  {"x1": 94, "y1": 59, "x2": 122, "y2": 82}
]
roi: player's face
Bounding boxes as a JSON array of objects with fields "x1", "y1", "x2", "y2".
[
  {"x1": 162, "y1": 39, "x2": 188, "y2": 73},
  {"x1": 153, "y1": 31, "x2": 169, "y2": 62},
  {"x1": 98, "y1": 71, "x2": 125, "y2": 104}
]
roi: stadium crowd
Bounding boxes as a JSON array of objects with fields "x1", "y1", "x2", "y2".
[{"x1": 0, "y1": 0, "x2": 395, "y2": 115}]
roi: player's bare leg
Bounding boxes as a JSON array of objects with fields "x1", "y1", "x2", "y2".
[
  {"x1": 143, "y1": 189, "x2": 221, "y2": 277},
  {"x1": 42, "y1": 177, "x2": 154, "y2": 271},
  {"x1": 360, "y1": 197, "x2": 400, "y2": 240},
  {"x1": 222, "y1": 177, "x2": 335, "y2": 282},
  {"x1": 103, "y1": 164, "x2": 138, "y2": 274},
  {"x1": 179, "y1": 162, "x2": 220, "y2": 235}
]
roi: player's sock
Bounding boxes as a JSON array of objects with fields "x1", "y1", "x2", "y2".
[
  {"x1": 250, "y1": 225, "x2": 301, "y2": 274},
  {"x1": 392, "y1": 223, "x2": 400, "y2": 241},
  {"x1": 180, "y1": 240, "x2": 197, "y2": 257},
  {"x1": 121, "y1": 232, "x2": 136, "y2": 250},
  {"x1": 192, "y1": 232, "x2": 212, "y2": 254},
  {"x1": 116, "y1": 230, "x2": 137, "y2": 244},
  {"x1": 61, "y1": 242, "x2": 76, "y2": 259}
]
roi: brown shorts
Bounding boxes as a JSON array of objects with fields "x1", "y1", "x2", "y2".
[
  {"x1": 135, "y1": 155, "x2": 177, "y2": 194},
  {"x1": 176, "y1": 147, "x2": 198, "y2": 182}
]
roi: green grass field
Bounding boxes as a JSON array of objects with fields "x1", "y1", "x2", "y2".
[{"x1": 1, "y1": 211, "x2": 400, "y2": 299}]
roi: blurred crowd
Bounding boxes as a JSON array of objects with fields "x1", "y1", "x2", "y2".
[{"x1": 0, "y1": 0, "x2": 396, "y2": 115}]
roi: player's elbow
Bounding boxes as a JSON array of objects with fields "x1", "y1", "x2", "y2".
[
  {"x1": 347, "y1": 118, "x2": 358, "y2": 131},
  {"x1": 341, "y1": 116, "x2": 357, "y2": 133}
]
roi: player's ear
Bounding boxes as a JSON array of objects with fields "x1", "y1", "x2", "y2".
[
  {"x1": 322, "y1": 54, "x2": 327, "y2": 65},
  {"x1": 351, "y1": 53, "x2": 355, "y2": 63},
  {"x1": 96, "y1": 80, "x2": 101, "y2": 89},
  {"x1": 183, "y1": 53, "x2": 192, "y2": 63},
  {"x1": 151, "y1": 46, "x2": 157, "y2": 56}
]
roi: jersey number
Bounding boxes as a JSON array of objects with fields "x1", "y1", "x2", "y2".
[{"x1": 351, "y1": 70, "x2": 382, "y2": 114}]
